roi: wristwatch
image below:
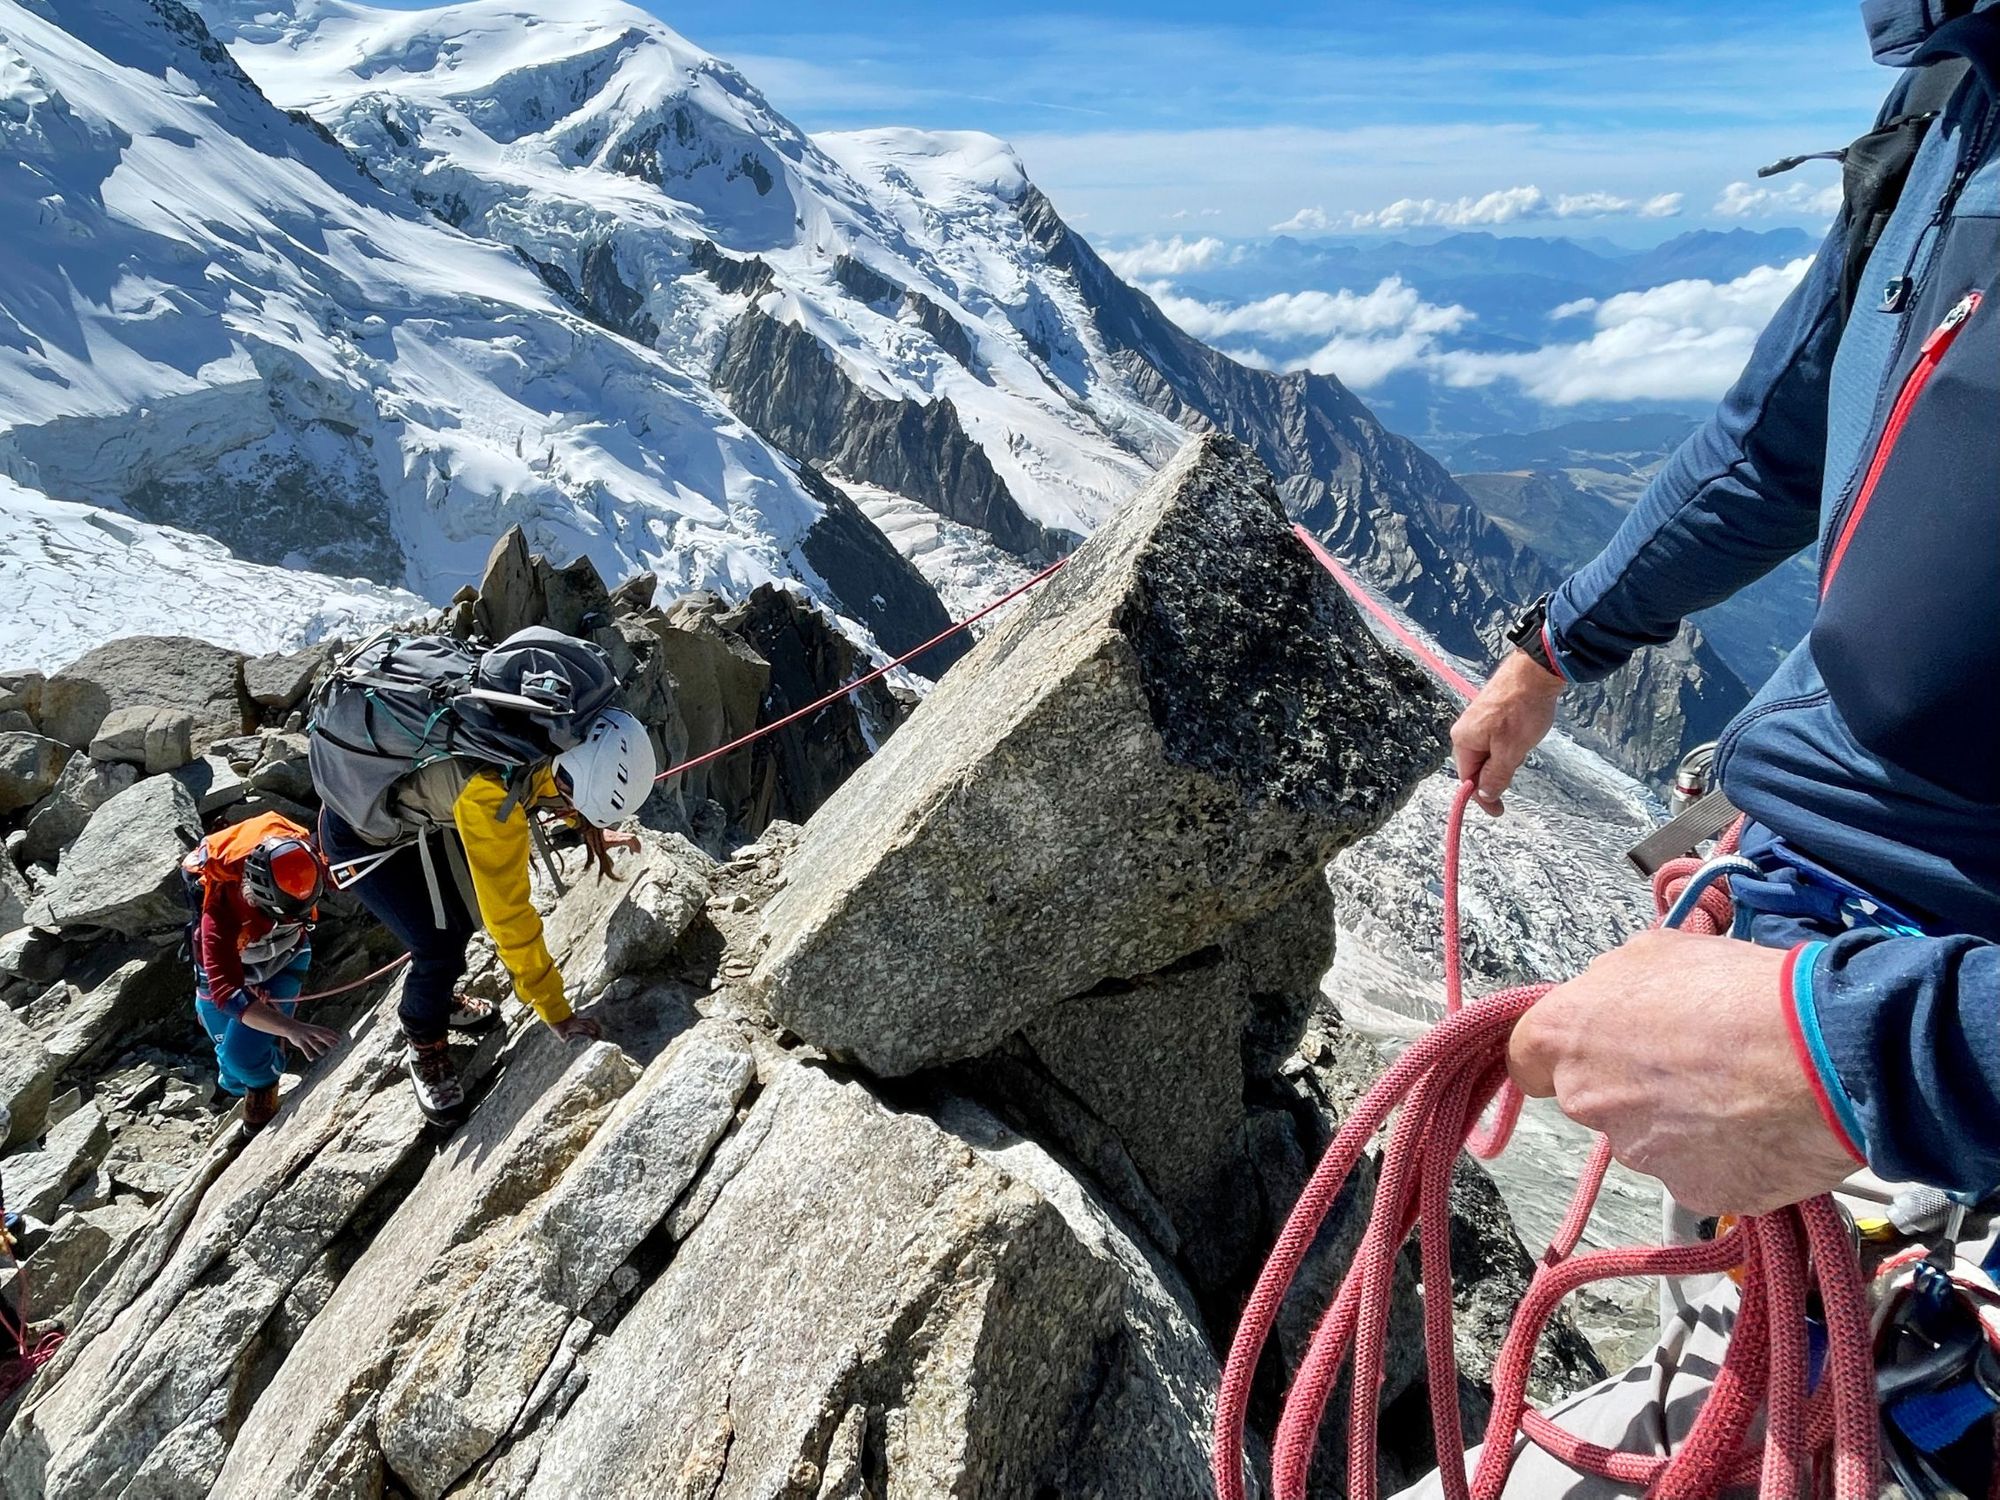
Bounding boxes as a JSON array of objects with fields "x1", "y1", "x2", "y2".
[{"x1": 1504, "y1": 594, "x2": 1564, "y2": 679}]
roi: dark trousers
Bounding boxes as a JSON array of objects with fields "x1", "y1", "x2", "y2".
[{"x1": 318, "y1": 810, "x2": 477, "y2": 1045}]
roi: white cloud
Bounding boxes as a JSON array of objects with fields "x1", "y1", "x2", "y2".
[
  {"x1": 1714, "y1": 178, "x2": 1843, "y2": 218},
  {"x1": 1341, "y1": 184, "x2": 1686, "y2": 231},
  {"x1": 1348, "y1": 186, "x2": 1546, "y2": 230},
  {"x1": 1150, "y1": 277, "x2": 1473, "y2": 388},
  {"x1": 1167, "y1": 207, "x2": 1223, "y2": 221},
  {"x1": 1098, "y1": 234, "x2": 1232, "y2": 279},
  {"x1": 1270, "y1": 205, "x2": 1333, "y2": 233},
  {"x1": 1438, "y1": 256, "x2": 1813, "y2": 405}
]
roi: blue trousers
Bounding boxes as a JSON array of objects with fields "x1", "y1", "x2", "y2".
[
  {"x1": 195, "y1": 946, "x2": 311, "y2": 1095},
  {"x1": 317, "y1": 809, "x2": 477, "y2": 1046}
]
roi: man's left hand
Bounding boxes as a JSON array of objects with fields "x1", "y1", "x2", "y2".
[
  {"x1": 602, "y1": 830, "x2": 642, "y2": 855},
  {"x1": 1507, "y1": 929, "x2": 1859, "y2": 1216}
]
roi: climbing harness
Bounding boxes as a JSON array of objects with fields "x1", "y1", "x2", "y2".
[{"x1": 1213, "y1": 783, "x2": 1883, "y2": 1500}]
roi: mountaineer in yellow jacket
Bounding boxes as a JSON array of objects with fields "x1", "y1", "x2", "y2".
[{"x1": 316, "y1": 708, "x2": 655, "y2": 1124}]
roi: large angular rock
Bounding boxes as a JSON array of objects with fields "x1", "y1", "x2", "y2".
[
  {"x1": 20, "y1": 755, "x2": 140, "y2": 863},
  {"x1": 473, "y1": 526, "x2": 545, "y2": 642},
  {"x1": 652, "y1": 599, "x2": 770, "y2": 815},
  {"x1": 0, "y1": 732, "x2": 71, "y2": 816},
  {"x1": 535, "y1": 552, "x2": 613, "y2": 637},
  {"x1": 39, "y1": 636, "x2": 249, "y2": 752},
  {"x1": 88, "y1": 705, "x2": 195, "y2": 775},
  {"x1": 538, "y1": 830, "x2": 715, "y2": 1004},
  {"x1": 0, "y1": 1006, "x2": 54, "y2": 1149},
  {"x1": 37, "y1": 775, "x2": 201, "y2": 936},
  {"x1": 30, "y1": 953, "x2": 190, "y2": 1073},
  {"x1": 752, "y1": 434, "x2": 1447, "y2": 1075}
]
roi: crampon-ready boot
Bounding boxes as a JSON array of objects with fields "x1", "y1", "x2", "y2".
[
  {"x1": 446, "y1": 994, "x2": 501, "y2": 1035},
  {"x1": 405, "y1": 1035, "x2": 466, "y2": 1125},
  {"x1": 242, "y1": 1082, "x2": 281, "y2": 1134}
]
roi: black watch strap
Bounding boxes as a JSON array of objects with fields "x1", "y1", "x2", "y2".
[{"x1": 1504, "y1": 594, "x2": 1564, "y2": 679}]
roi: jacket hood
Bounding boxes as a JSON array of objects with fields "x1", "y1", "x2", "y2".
[{"x1": 1863, "y1": 0, "x2": 1998, "y2": 64}]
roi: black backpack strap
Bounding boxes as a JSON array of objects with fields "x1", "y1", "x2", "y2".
[{"x1": 1837, "y1": 55, "x2": 1972, "y2": 321}]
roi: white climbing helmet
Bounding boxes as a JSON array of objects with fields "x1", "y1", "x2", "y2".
[{"x1": 552, "y1": 709, "x2": 657, "y2": 827}]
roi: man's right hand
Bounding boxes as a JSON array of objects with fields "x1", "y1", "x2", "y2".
[{"x1": 1450, "y1": 649, "x2": 1565, "y2": 815}]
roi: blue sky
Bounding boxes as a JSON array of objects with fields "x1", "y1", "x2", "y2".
[{"x1": 630, "y1": 0, "x2": 1885, "y2": 241}]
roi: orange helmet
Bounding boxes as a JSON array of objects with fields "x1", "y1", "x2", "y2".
[{"x1": 242, "y1": 835, "x2": 323, "y2": 920}]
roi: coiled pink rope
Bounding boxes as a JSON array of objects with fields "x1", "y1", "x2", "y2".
[{"x1": 1213, "y1": 781, "x2": 1879, "y2": 1500}]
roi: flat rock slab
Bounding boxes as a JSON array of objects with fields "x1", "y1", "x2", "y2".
[
  {"x1": 0, "y1": 1005, "x2": 425, "y2": 1499},
  {"x1": 517, "y1": 1059, "x2": 1221, "y2": 1499},
  {"x1": 373, "y1": 1025, "x2": 755, "y2": 1499},
  {"x1": 752, "y1": 434, "x2": 1447, "y2": 1075},
  {"x1": 208, "y1": 1030, "x2": 644, "y2": 1500}
]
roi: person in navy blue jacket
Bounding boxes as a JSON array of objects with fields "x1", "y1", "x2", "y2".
[{"x1": 1453, "y1": 0, "x2": 2000, "y2": 1216}]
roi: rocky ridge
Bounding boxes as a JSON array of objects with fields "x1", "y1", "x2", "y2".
[{"x1": 0, "y1": 438, "x2": 1599, "y2": 1498}]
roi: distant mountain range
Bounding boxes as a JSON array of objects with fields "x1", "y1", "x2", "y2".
[
  {"x1": 1197, "y1": 228, "x2": 1821, "y2": 327},
  {"x1": 1149, "y1": 227, "x2": 1821, "y2": 440}
]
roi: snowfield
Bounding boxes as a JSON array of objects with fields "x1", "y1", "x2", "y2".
[{"x1": 0, "y1": 475, "x2": 421, "y2": 671}]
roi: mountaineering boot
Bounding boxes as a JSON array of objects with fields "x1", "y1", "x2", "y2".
[
  {"x1": 242, "y1": 1082, "x2": 281, "y2": 1134},
  {"x1": 405, "y1": 1036, "x2": 467, "y2": 1124},
  {"x1": 446, "y1": 994, "x2": 501, "y2": 1034}
]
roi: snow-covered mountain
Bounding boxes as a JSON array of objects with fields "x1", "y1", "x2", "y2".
[
  {"x1": 0, "y1": 0, "x2": 1741, "y2": 783},
  {"x1": 0, "y1": 0, "x2": 953, "y2": 672}
]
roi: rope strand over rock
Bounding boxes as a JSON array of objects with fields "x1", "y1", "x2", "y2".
[{"x1": 1213, "y1": 781, "x2": 1881, "y2": 1500}]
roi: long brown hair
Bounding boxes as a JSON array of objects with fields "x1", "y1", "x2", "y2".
[{"x1": 538, "y1": 795, "x2": 624, "y2": 883}]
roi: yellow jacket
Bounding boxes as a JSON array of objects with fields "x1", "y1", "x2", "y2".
[{"x1": 451, "y1": 766, "x2": 570, "y2": 1026}]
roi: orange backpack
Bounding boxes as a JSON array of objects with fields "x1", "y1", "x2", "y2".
[{"x1": 182, "y1": 812, "x2": 316, "y2": 899}]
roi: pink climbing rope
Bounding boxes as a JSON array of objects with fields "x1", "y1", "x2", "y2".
[
  {"x1": 1211, "y1": 783, "x2": 1878, "y2": 1500},
  {"x1": 1291, "y1": 525, "x2": 1480, "y2": 701},
  {"x1": 0, "y1": 1214, "x2": 62, "y2": 1403}
]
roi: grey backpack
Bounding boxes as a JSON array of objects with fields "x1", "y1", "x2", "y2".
[{"x1": 307, "y1": 627, "x2": 620, "y2": 844}]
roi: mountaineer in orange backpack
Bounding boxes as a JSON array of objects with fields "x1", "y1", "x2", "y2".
[{"x1": 181, "y1": 813, "x2": 344, "y2": 1133}]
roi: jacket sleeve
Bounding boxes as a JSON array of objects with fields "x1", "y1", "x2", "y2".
[
  {"x1": 196, "y1": 884, "x2": 252, "y2": 1019},
  {"x1": 1784, "y1": 932, "x2": 2000, "y2": 1190},
  {"x1": 1544, "y1": 224, "x2": 1844, "y2": 681},
  {"x1": 452, "y1": 770, "x2": 571, "y2": 1026}
]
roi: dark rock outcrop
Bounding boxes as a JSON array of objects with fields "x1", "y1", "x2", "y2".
[
  {"x1": 713, "y1": 303, "x2": 1064, "y2": 561},
  {"x1": 792, "y1": 461, "x2": 967, "y2": 669}
]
